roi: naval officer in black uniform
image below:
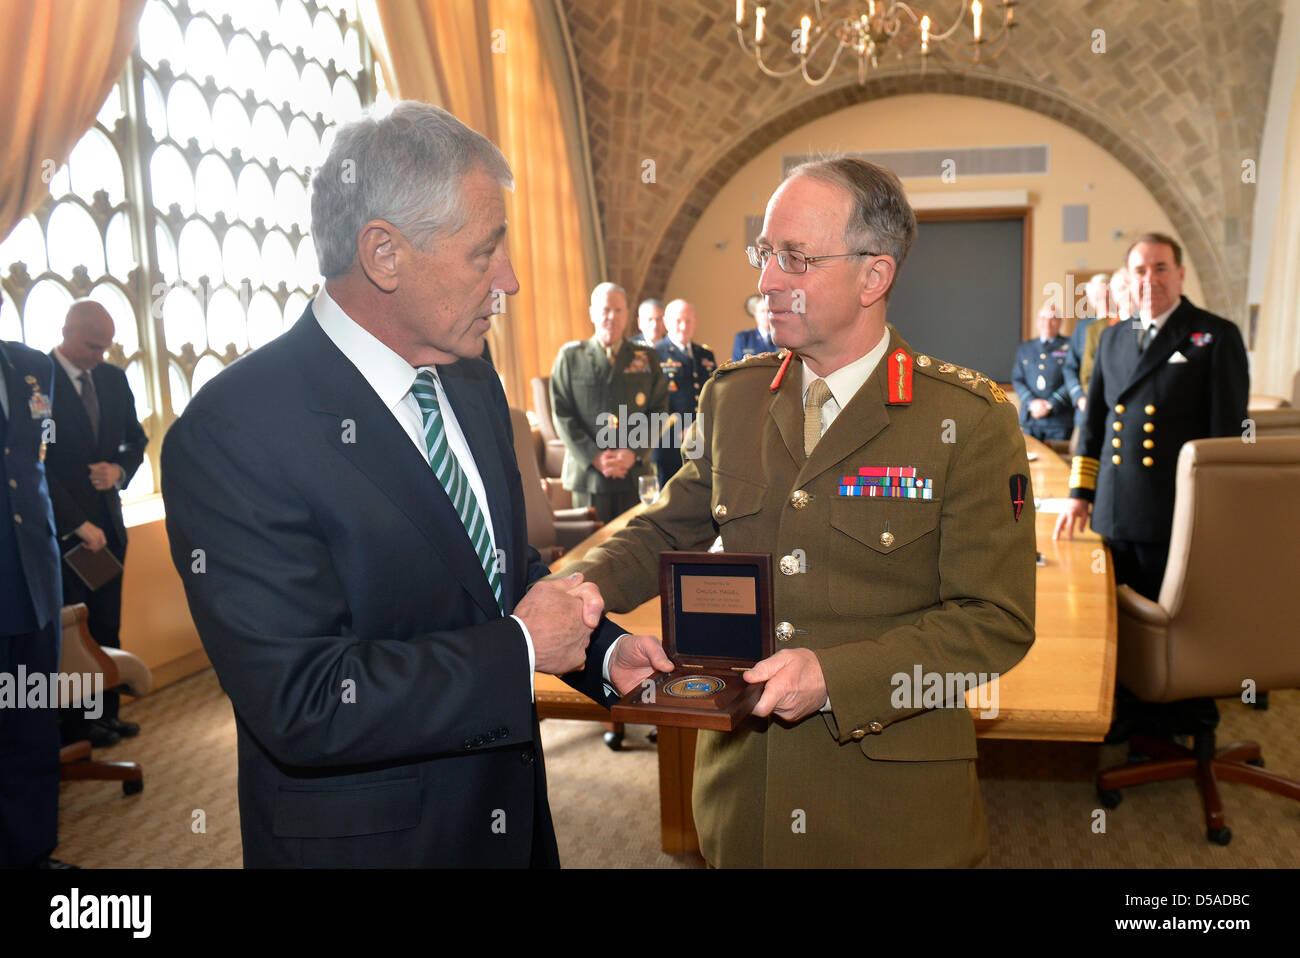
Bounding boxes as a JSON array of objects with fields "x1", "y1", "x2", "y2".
[
  {"x1": 652, "y1": 299, "x2": 715, "y2": 486},
  {"x1": 1055, "y1": 233, "x2": 1249, "y2": 601},
  {"x1": 1012, "y1": 301, "x2": 1072, "y2": 442}
]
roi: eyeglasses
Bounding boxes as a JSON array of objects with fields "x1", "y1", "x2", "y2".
[{"x1": 745, "y1": 246, "x2": 878, "y2": 274}]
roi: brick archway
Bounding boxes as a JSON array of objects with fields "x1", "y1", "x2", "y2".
[{"x1": 639, "y1": 70, "x2": 1229, "y2": 319}]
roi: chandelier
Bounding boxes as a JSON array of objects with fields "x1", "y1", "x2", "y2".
[{"x1": 734, "y1": 1, "x2": 1019, "y2": 86}]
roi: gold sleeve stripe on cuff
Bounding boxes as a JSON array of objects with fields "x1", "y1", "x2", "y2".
[{"x1": 1069, "y1": 456, "x2": 1099, "y2": 491}]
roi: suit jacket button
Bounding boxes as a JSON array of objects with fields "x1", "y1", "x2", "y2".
[
  {"x1": 779, "y1": 554, "x2": 802, "y2": 575},
  {"x1": 1112, "y1": 454, "x2": 1121, "y2": 465},
  {"x1": 775, "y1": 621, "x2": 794, "y2": 643},
  {"x1": 869, "y1": 721, "x2": 884, "y2": 734},
  {"x1": 1111, "y1": 437, "x2": 1121, "y2": 448},
  {"x1": 879, "y1": 531, "x2": 895, "y2": 547},
  {"x1": 714, "y1": 503, "x2": 727, "y2": 519},
  {"x1": 12, "y1": 514, "x2": 21, "y2": 524},
  {"x1": 1142, "y1": 457, "x2": 1154, "y2": 467},
  {"x1": 1143, "y1": 439, "x2": 1154, "y2": 449},
  {"x1": 850, "y1": 728, "x2": 866, "y2": 741},
  {"x1": 7, "y1": 479, "x2": 15, "y2": 488},
  {"x1": 1112, "y1": 422, "x2": 1123, "y2": 432},
  {"x1": 1115, "y1": 404, "x2": 1125, "y2": 414},
  {"x1": 1143, "y1": 422, "x2": 1155, "y2": 433},
  {"x1": 1144, "y1": 404, "x2": 1156, "y2": 414},
  {"x1": 790, "y1": 489, "x2": 810, "y2": 509}
]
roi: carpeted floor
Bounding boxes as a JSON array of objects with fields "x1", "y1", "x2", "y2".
[{"x1": 54, "y1": 668, "x2": 1300, "y2": 868}]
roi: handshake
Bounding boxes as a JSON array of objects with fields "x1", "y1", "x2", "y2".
[{"x1": 514, "y1": 571, "x2": 672, "y2": 695}]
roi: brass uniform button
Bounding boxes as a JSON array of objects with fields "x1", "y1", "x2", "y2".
[
  {"x1": 1112, "y1": 454, "x2": 1122, "y2": 465},
  {"x1": 714, "y1": 503, "x2": 727, "y2": 519},
  {"x1": 1115, "y1": 404, "x2": 1125, "y2": 414},
  {"x1": 1111, "y1": 437, "x2": 1121, "y2": 448},
  {"x1": 1144, "y1": 404, "x2": 1156, "y2": 414},
  {"x1": 869, "y1": 721, "x2": 884, "y2": 734},
  {"x1": 1142, "y1": 457, "x2": 1154, "y2": 467},
  {"x1": 779, "y1": 554, "x2": 802, "y2": 575},
  {"x1": 879, "y1": 531, "x2": 895, "y2": 548},
  {"x1": 7, "y1": 479, "x2": 15, "y2": 488},
  {"x1": 790, "y1": 489, "x2": 810, "y2": 509},
  {"x1": 1039, "y1": 353, "x2": 1047, "y2": 360},
  {"x1": 1112, "y1": 422, "x2": 1123, "y2": 432},
  {"x1": 1143, "y1": 439, "x2": 1154, "y2": 449},
  {"x1": 1143, "y1": 422, "x2": 1155, "y2": 433},
  {"x1": 13, "y1": 514, "x2": 21, "y2": 524},
  {"x1": 775, "y1": 621, "x2": 794, "y2": 643},
  {"x1": 851, "y1": 728, "x2": 866, "y2": 741},
  {"x1": 916, "y1": 355, "x2": 931, "y2": 367}
]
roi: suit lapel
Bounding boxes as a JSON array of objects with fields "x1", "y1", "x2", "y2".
[
  {"x1": 439, "y1": 361, "x2": 516, "y2": 604},
  {"x1": 297, "y1": 311, "x2": 501, "y2": 619},
  {"x1": 1121, "y1": 299, "x2": 1192, "y2": 398}
]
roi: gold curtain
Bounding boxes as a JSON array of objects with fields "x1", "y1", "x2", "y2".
[
  {"x1": 1256, "y1": 66, "x2": 1300, "y2": 402},
  {"x1": 370, "y1": 0, "x2": 597, "y2": 407},
  {"x1": 0, "y1": 0, "x2": 145, "y2": 240}
]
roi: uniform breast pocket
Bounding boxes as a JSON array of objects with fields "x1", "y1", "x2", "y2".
[
  {"x1": 711, "y1": 471, "x2": 767, "y2": 551},
  {"x1": 826, "y1": 498, "x2": 942, "y2": 616}
]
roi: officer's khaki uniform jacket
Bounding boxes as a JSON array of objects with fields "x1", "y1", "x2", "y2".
[{"x1": 568, "y1": 326, "x2": 1036, "y2": 867}]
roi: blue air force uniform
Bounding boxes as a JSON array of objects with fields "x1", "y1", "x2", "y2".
[
  {"x1": 732, "y1": 328, "x2": 774, "y2": 362},
  {"x1": 1012, "y1": 334, "x2": 1072, "y2": 440},
  {"x1": 653, "y1": 337, "x2": 716, "y2": 485},
  {"x1": 0, "y1": 341, "x2": 63, "y2": 867}
]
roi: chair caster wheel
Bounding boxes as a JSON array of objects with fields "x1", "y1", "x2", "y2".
[
  {"x1": 1097, "y1": 789, "x2": 1123, "y2": 809},
  {"x1": 123, "y1": 780, "x2": 143, "y2": 796},
  {"x1": 1207, "y1": 827, "x2": 1232, "y2": 845},
  {"x1": 603, "y1": 731, "x2": 624, "y2": 751},
  {"x1": 1246, "y1": 757, "x2": 1265, "y2": 768},
  {"x1": 647, "y1": 728, "x2": 658, "y2": 743}
]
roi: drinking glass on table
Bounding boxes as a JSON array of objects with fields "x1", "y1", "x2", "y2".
[{"x1": 638, "y1": 474, "x2": 660, "y2": 506}]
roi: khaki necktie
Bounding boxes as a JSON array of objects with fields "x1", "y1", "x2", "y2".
[{"x1": 804, "y1": 378, "x2": 832, "y2": 457}]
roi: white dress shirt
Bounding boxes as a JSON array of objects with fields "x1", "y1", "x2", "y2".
[
  {"x1": 311, "y1": 287, "x2": 542, "y2": 696},
  {"x1": 53, "y1": 348, "x2": 86, "y2": 395},
  {"x1": 800, "y1": 327, "x2": 892, "y2": 712},
  {"x1": 1138, "y1": 303, "x2": 1177, "y2": 339}
]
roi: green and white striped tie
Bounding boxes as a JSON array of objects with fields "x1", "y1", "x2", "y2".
[{"x1": 411, "y1": 369, "x2": 503, "y2": 611}]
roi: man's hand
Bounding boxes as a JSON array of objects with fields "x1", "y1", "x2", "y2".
[
  {"x1": 592, "y1": 449, "x2": 630, "y2": 478},
  {"x1": 88, "y1": 461, "x2": 125, "y2": 491},
  {"x1": 607, "y1": 632, "x2": 674, "y2": 696},
  {"x1": 744, "y1": 648, "x2": 827, "y2": 723},
  {"x1": 1077, "y1": 397, "x2": 1087, "y2": 411},
  {"x1": 75, "y1": 520, "x2": 107, "y2": 552},
  {"x1": 516, "y1": 572, "x2": 603, "y2": 674},
  {"x1": 1028, "y1": 398, "x2": 1051, "y2": 419},
  {"x1": 1052, "y1": 498, "x2": 1091, "y2": 539}
]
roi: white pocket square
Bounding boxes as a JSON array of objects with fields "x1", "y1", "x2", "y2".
[{"x1": 1167, "y1": 351, "x2": 1189, "y2": 363}]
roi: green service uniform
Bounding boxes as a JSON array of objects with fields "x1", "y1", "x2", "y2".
[
  {"x1": 563, "y1": 326, "x2": 1037, "y2": 867},
  {"x1": 549, "y1": 337, "x2": 668, "y2": 522}
]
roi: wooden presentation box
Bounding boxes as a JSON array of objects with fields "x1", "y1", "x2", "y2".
[{"x1": 610, "y1": 552, "x2": 774, "y2": 732}]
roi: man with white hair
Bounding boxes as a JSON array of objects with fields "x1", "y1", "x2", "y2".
[
  {"x1": 550, "y1": 283, "x2": 668, "y2": 521},
  {"x1": 162, "y1": 102, "x2": 672, "y2": 868}
]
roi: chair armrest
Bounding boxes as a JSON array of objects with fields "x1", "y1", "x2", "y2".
[
  {"x1": 101, "y1": 647, "x2": 154, "y2": 697},
  {"x1": 1116, "y1": 584, "x2": 1170, "y2": 627},
  {"x1": 553, "y1": 506, "x2": 597, "y2": 521}
]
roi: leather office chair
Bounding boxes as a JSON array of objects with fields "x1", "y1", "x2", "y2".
[
  {"x1": 1249, "y1": 407, "x2": 1300, "y2": 437},
  {"x1": 508, "y1": 407, "x2": 601, "y2": 561},
  {"x1": 529, "y1": 376, "x2": 568, "y2": 480},
  {"x1": 1095, "y1": 437, "x2": 1300, "y2": 844},
  {"x1": 58, "y1": 603, "x2": 151, "y2": 794}
]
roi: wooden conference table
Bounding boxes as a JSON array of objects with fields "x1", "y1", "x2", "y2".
[{"x1": 542, "y1": 435, "x2": 1116, "y2": 854}]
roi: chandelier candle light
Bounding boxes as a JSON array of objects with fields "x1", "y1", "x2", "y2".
[{"x1": 735, "y1": 0, "x2": 1018, "y2": 85}]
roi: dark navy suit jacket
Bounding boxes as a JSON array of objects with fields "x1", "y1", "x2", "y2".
[{"x1": 161, "y1": 307, "x2": 623, "y2": 867}]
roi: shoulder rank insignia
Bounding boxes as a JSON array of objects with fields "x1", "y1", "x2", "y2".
[{"x1": 888, "y1": 349, "x2": 913, "y2": 404}]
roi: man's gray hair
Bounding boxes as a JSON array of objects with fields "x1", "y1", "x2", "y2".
[
  {"x1": 590, "y1": 281, "x2": 628, "y2": 307},
  {"x1": 638, "y1": 297, "x2": 663, "y2": 314},
  {"x1": 786, "y1": 156, "x2": 918, "y2": 283},
  {"x1": 310, "y1": 101, "x2": 513, "y2": 278}
]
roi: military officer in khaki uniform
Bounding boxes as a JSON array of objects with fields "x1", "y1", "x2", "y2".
[
  {"x1": 550, "y1": 282, "x2": 668, "y2": 521},
  {"x1": 563, "y1": 158, "x2": 1037, "y2": 867}
]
